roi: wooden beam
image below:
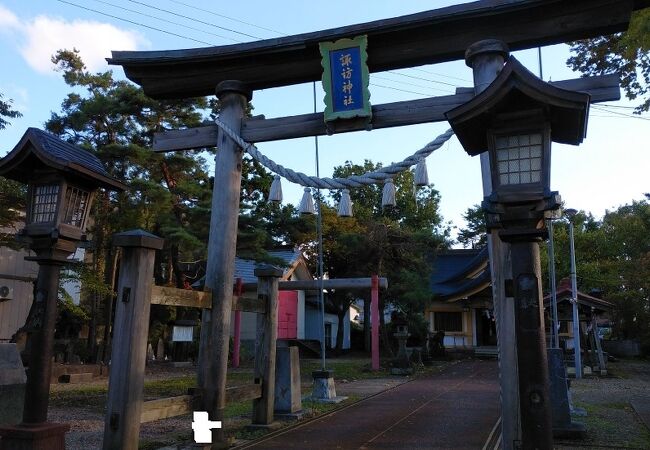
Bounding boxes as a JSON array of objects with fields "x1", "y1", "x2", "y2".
[
  {"x1": 232, "y1": 295, "x2": 266, "y2": 314},
  {"x1": 108, "y1": 0, "x2": 643, "y2": 99},
  {"x1": 153, "y1": 74, "x2": 619, "y2": 151},
  {"x1": 150, "y1": 285, "x2": 211, "y2": 308},
  {"x1": 279, "y1": 277, "x2": 389, "y2": 291},
  {"x1": 226, "y1": 384, "x2": 262, "y2": 403},
  {"x1": 140, "y1": 395, "x2": 192, "y2": 423}
]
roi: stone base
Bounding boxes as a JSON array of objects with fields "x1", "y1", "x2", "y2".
[
  {"x1": 571, "y1": 406, "x2": 588, "y2": 417},
  {"x1": 312, "y1": 372, "x2": 337, "y2": 400},
  {"x1": 0, "y1": 422, "x2": 70, "y2": 450},
  {"x1": 553, "y1": 421, "x2": 587, "y2": 439},
  {"x1": 311, "y1": 396, "x2": 348, "y2": 404},
  {"x1": 390, "y1": 367, "x2": 414, "y2": 375},
  {"x1": 245, "y1": 421, "x2": 283, "y2": 431},
  {"x1": 274, "y1": 410, "x2": 305, "y2": 421}
]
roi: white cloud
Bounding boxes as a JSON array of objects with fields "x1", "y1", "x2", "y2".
[
  {"x1": 0, "y1": 4, "x2": 19, "y2": 29},
  {"x1": 0, "y1": 6, "x2": 148, "y2": 75}
]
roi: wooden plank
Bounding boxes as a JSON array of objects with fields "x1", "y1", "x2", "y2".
[
  {"x1": 153, "y1": 74, "x2": 618, "y2": 150},
  {"x1": 233, "y1": 295, "x2": 266, "y2": 314},
  {"x1": 150, "y1": 285, "x2": 211, "y2": 308},
  {"x1": 140, "y1": 395, "x2": 192, "y2": 423},
  {"x1": 226, "y1": 384, "x2": 262, "y2": 403},
  {"x1": 108, "y1": 0, "x2": 643, "y2": 98}
]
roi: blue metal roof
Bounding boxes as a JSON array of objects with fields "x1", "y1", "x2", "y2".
[
  {"x1": 430, "y1": 247, "x2": 490, "y2": 301},
  {"x1": 192, "y1": 248, "x2": 305, "y2": 288}
]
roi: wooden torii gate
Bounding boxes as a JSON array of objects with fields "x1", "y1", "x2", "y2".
[{"x1": 108, "y1": 1, "x2": 647, "y2": 447}]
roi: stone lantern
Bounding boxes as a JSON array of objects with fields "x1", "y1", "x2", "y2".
[
  {"x1": 446, "y1": 56, "x2": 590, "y2": 449},
  {"x1": 0, "y1": 128, "x2": 124, "y2": 450}
]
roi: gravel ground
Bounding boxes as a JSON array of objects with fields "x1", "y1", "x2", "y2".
[
  {"x1": 39, "y1": 359, "x2": 650, "y2": 449},
  {"x1": 555, "y1": 359, "x2": 650, "y2": 449}
]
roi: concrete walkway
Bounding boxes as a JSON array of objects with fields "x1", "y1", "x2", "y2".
[{"x1": 242, "y1": 359, "x2": 499, "y2": 450}]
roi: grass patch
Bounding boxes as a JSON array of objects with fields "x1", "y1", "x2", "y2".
[
  {"x1": 301, "y1": 359, "x2": 390, "y2": 382},
  {"x1": 49, "y1": 384, "x2": 107, "y2": 410}
]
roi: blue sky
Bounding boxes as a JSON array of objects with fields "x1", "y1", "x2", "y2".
[{"x1": 1, "y1": 0, "x2": 648, "y2": 239}]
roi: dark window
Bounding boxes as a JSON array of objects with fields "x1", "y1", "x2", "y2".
[{"x1": 434, "y1": 312, "x2": 463, "y2": 332}]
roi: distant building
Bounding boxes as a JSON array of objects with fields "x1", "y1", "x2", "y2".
[{"x1": 425, "y1": 247, "x2": 496, "y2": 353}]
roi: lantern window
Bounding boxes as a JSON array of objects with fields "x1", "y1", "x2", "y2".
[
  {"x1": 496, "y1": 133, "x2": 543, "y2": 185},
  {"x1": 31, "y1": 185, "x2": 59, "y2": 223},
  {"x1": 62, "y1": 186, "x2": 90, "y2": 228}
]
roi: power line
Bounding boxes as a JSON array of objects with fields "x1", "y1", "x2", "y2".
[
  {"x1": 591, "y1": 105, "x2": 650, "y2": 121},
  {"x1": 372, "y1": 74, "x2": 455, "y2": 95},
  {"x1": 90, "y1": 0, "x2": 240, "y2": 44},
  {"x1": 370, "y1": 82, "x2": 432, "y2": 97},
  {"x1": 410, "y1": 67, "x2": 471, "y2": 83},
  {"x1": 166, "y1": 0, "x2": 286, "y2": 37},
  {"x1": 125, "y1": 0, "x2": 263, "y2": 40},
  {"x1": 56, "y1": 0, "x2": 214, "y2": 46},
  {"x1": 386, "y1": 69, "x2": 459, "y2": 88}
]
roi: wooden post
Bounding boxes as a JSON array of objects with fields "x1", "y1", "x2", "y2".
[
  {"x1": 103, "y1": 230, "x2": 163, "y2": 450},
  {"x1": 197, "y1": 80, "x2": 251, "y2": 446},
  {"x1": 465, "y1": 40, "x2": 520, "y2": 449},
  {"x1": 252, "y1": 264, "x2": 282, "y2": 426},
  {"x1": 232, "y1": 278, "x2": 243, "y2": 368},
  {"x1": 371, "y1": 274, "x2": 380, "y2": 371}
]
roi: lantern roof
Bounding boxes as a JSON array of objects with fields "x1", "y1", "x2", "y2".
[
  {"x1": 0, "y1": 128, "x2": 125, "y2": 191},
  {"x1": 446, "y1": 56, "x2": 591, "y2": 156}
]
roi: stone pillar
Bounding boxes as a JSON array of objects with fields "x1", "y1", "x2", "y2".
[
  {"x1": 0, "y1": 343, "x2": 26, "y2": 425},
  {"x1": 274, "y1": 345, "x2": 302, "y2": 419}
]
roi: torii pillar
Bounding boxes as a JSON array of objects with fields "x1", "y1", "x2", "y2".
[
  {"x1": 465, "y1": 40, "x2": 520, "y2": 449},
  {"x1": 197, "y1": 80, "x2": 252, "y2": 447}
]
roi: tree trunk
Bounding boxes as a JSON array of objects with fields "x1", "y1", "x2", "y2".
[
  {"x1": 379, "y1": 299, "x2": 394, "y2": 358},
  {"x1": 335, "y1": 308, "x2": 346, "y2": 353}
]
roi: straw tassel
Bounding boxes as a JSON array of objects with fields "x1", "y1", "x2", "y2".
[
  {"x1": 268, "y1": 175, "x2": 283, "y2": 202},
  {"x1": 415, "y1": 158, "x2": 429, "y2": 186},
  {"x1": 337, "y1": 189, "x2": 353, "y2": 217},
  {"x1": 381, "y1": 179, "x2": 396, "y2": 208},
  {"x1": 299, "y1": 187, "x2": 316, "y2": 215}
]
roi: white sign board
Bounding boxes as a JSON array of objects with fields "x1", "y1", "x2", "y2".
[{"x1": 172, "y1": 325, "x2": 194, "y2": 342}]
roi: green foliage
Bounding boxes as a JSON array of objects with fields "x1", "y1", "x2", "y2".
[
  {"x1": 457, "y1": 204, "x2": 487, "y2": 249},
  {"x1": 542, "y1": 200, "x2": 650, "y2": 353},
  {"x1": 568, "y1": 8, "x2": 650, "y2": 113},
  {"x1": 0, "y1": 92, "x2": 22, "y2": 130},
  {"x1": 0, "y1": 176, "x2": 27, "y2": 249},
  {"x1": 292, "y1": 160, "x2": 451, "y2": 350}
]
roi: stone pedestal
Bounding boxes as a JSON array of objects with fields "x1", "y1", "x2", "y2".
[
  {"x1": 0, "y1": 422, "x2": 70, "y2": 450},
  {"x1": 391, "y1": 332, "x2": 413, "y2": 375},
  {"x1": 0, "y1": 343, "x2": 26, "y2": 425},
  {"x1": 274, "y1": 346, "x2": 303, "y2": 419},
  {"x1": 547, "y1": 348, "x2": 586, "y2": 439},
  {"x1": 311, "y1": 370, "x2": 347, "y2": 403}
]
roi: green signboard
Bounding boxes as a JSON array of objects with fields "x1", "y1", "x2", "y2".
[{"x1": 320, "y1": 35, "x2": 371, "y2": 125}]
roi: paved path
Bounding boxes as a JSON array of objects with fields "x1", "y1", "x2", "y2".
[{"x1": 244, "y1": 359, "x2": 500, "y2": 450}]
